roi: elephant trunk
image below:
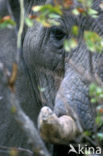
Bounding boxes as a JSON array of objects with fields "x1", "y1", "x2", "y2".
[
  {"x1": 54, "y1": 67, "x2": 95, "y2": 131},
  {"x1": 38, "y1": 66, "x2": 96, "y2": 144}
]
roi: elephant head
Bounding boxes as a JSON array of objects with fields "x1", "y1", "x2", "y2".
[
  {"x1": 23, "y1": 0, "x2": 103, "y2": 134},
  {"x1": 0, "y1": 0, "x2": 103, "y2": 155}
]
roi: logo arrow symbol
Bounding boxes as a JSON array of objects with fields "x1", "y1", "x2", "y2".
[{"x1": 68, "y1": 144, "x2": 78, "y2": 154}]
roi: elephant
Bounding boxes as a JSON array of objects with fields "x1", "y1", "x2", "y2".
[{"x1": 0, "y1": 0, "x2": 103, "y2": 155}]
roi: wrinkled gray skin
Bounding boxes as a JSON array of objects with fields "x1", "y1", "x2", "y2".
[{"x1": 0, "y1": 0, "x2": 103, "y2": 155}]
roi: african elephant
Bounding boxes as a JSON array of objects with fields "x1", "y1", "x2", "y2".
[{"x1": 0, "y1": 0, "x2": 103, "y2": 155}]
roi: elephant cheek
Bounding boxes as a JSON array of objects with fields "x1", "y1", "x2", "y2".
[{"x1": 54, "y1": 69, "x2": 95, "y2": 131}]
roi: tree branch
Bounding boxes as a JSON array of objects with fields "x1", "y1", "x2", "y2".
[
  {"x1": 17, "y1": 0, "x2": 25, "y2": 63},
  {"x1": 0, "y1": 145, "x2": 33, "y2": 156}
]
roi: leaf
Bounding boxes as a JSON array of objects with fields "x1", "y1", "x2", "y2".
[
  {"x1": 100, "y1": 2, "x2": 103, "y2": 10},
  {"x1": 63, "y1": 0, "x2": 73, "y2": 8},
  {"x1": 90, "y1": 98, "x2": 96, "y2": 103},
  {"x1": 0, "y1": 16, "x2": 16, "y2": 29},
  {"x1": 78, "y1": 0, "x2": 93, "y2": 8},
  {"x1": 64, "y1": 39, "x2": 78, "y2": 52},
  {"x1": 97, "y1": 133, "x2": 103, "y2": 141},
  {"x1": 96, "y1": 116, "x2": 103, "y2": 127},
  {"x1": 32, "y1": 4, "x2": 62, "y2": 15},
  {"x1": 72, "y1": 9, "x2": 80, "y2": 16},
  {"x1": 83, "y1": 131, "x2": 91, "y2": 136},
  {"x1": 89, "y1": 83, "x2": 97, "y2": 95},
  {"x1": 32, "y1": 4, "x2": 62, "y2": 27},
  {"x1": 9, "y1": 148, "x2": 18, "y2": 156},
  {"x1": 88, "y1": 8, "x2": 98, "y2": 18},
  {"x1": 77, "y1": 8, "x2": 85, "y2": 13},
  {"x1": 32, "y1": 6, "x2": 42, "y2": 12},
  {"x1": 38, "y1": 86, "x2": 45, "y2": 92},
  {"x1": 71, "y1": 25, "x2": 79, "y2": 36},
  {"x1": 89, "y1": 83, "x2": 103, "y2": 105},
  {"x1": 85, "y1": 150, "x2": 92, "y2": 155},
  {"x1": 84, "y1": 31, "x2": 103, "y2": 52},
  {"x1": 11, "y1": 106, "x2": 17, "y2": 113},
  {"x1": 25, "y1": 17, "x2": 34, "y2": 27},
  {"x1": 47, "y1": 18, "x2": 60, "y2": 26},
  {"x1": 48, "y1": 13, "x2": 60, "y2": 19},
  {"x1": 97, "y1": 105, "x2": 103, "y2": 114}
]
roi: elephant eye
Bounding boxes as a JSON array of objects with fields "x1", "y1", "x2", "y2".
[{"x1": 50, "y1": 27, "x2": 66, "y2": 40}]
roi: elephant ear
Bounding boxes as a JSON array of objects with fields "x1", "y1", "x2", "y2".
[
  {"x1": 8, "y1": 0, "x2": 20, "y2": 25},
  {"x1": 0, "y1": 0, "x2": 8, "y2": 17}
]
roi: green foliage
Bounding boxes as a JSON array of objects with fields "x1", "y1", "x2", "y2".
[
  {"x1": 26, "y1": 1, "x2": 103, "y2": 53},
  {"x1": 32, "y1": 4, "x2": 62, "y2": 15},
  {"x1": 64, "y1": 38, "x2": 78, "y2": 52},
  {"x1": 9, "y1": 148, "x2": 18, "y2": 156},
  {"x1": 78, "y1": 0, "x2": 93, "y2": 8},
  {"x1": 87, "y1": 8, "x2": 98, "y2": 18},
  {"x1": 0, "y1": 16, "x2": 16, "y2": 29},
  {"x1": 89, "y1": 83, "x2": 103, "y2": 103},
  {"x1": 84, "y1": 31, "x2": 103, "y2": 52},
  {"x1": 38, "y1": 86, "x2": 45, "y2": 92},
  {"x1": 72, "y1": 0, "x2": 98, "y2": 17},
  {"x1": 83, "y1": 131, "x2": 91, "y2": 136},
  {"x1": 25, "y1": 17, "x2": 34, "y2": 27},
  {"x1": 72, "y1": 9, "x2": 80, "y2": 16},
  {"x1": 32, "y1": 4, "x2": 62, "y2": 27},
  {"x1": 1, "y1": 0, "x2": 103, "y2": 53},
  {"x1": 99, "y1": 2, "x2": 103, "y2": 10},
  {"x1": 89, "y1": 83, "x2": 103, "y2": 141},
  {"x1": 78, "y1": 0, "x2": 97, "y2": 17},
  {"x1": 97, "y1": 133, "x2": 103, "y2": 141},
  {"x1": 11, "y1": 106, "x2": 17, "y2": 113},
  {"x1": 96, "y1": 115, "x2": 103, "y2": 127},
  {"x1": 72, "y1": 25, "x2": 79, "y2": 36}
]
